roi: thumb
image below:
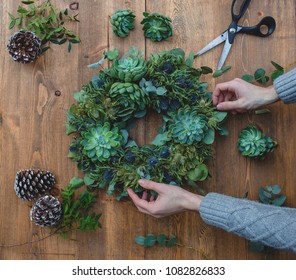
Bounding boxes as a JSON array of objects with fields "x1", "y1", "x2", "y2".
[{"x1": 216, "y1": 100, "x2": 241, "y2": 111}]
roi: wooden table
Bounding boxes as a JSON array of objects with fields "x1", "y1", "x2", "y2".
[{"x1": 1, "y1": 0, "x2": 296, "y2": 260}]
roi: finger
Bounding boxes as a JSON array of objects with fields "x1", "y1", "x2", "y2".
[
  {"x1": 142, "y1": 190, "x2": 148, "y2": 200},
  {"x1": 212, "y1": 81, "x2": 234, "y2": 105},
  {"x1": 127, "y1": 188, "x2": 148, "y2": 208},
  {"x1": 138, "y1": 179, "x2": 165, "y2": 194},
  {"x1": 216, "y1": 100, "x2": 242, "y2": 111}
]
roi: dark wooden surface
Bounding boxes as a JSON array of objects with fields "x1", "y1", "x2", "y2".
[{"x1": 0, "y1": 0, "x2": 296, "y2": 260}]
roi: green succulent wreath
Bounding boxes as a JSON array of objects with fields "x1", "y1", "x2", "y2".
[{"x1": 66, "y1": 47, "x2": 228, "y2": 200}]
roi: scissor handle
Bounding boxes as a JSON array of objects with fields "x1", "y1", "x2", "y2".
[
  {"x1": 238, "y1": 16, "x2": 276, "y2": 37},
  {"x1": 231, "y1": 0, "x2": 252, "y2": 23}
]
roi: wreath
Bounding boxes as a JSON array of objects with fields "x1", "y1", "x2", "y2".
[{"x1": 66, "y1": 47, "x2": 228, "y2": 200}]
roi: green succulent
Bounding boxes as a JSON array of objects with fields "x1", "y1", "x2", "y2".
[
  {"x1": 109, "y1": 82, "x2": 150, "y2": 120},
  {"x1": 110, "y1": 9, "x2": 136, "y2": 38},
  {"x1": 238, "y1": 125, "x2": 277, "y2": 158},
  {"x1": 81, "y1": 123, "x2": 122, "y2": 161},
  {"x1": 169, "y1": 106, "x2": 209, "y2": 145},
  {"x1": 141, "y1": 12, "x2": 173, "y2": 42},
  {"x1": 110, "y1": 47, "x2": 147, "y2": 82}
]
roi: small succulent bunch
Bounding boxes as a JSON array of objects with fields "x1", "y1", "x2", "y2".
[
  {"x1": 110, "y1": 9, "x2": 136, "y2": 38},
  {"x1": 66, "y1": 47, "x2": 228, "y2": 199},
  {"x1": 7, "y1": 0, "x2": 80, "y2": 63},
  {"x1": 237, "y1": 125, "x2": 277, "y2": 159},
  {"x1": 14, "y1": 169, "x2": 101, "y2": 236},
  {"x1": 141, "y1": 12, "x2": 173, "y2": 41}
]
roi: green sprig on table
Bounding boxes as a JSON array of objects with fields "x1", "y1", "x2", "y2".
[{"x1": 8, "y1": 0, "x2": 80, "y2": 53}]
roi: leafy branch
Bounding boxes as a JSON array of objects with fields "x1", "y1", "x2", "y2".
[
  {"x1": 57, "y1": 177, "x2": 102, "y2": 238},
  {"x1": 8, "y1": 0, "x2": 80, "y2": 53},
  {"x1": 135, "y1": 233, "x2": 210, "y2": 259},
  {"x1": 242, "y1": 61, "x2": 284, "y2": 85}
]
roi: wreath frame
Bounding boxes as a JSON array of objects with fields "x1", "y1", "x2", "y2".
[{"x1": 66, "y1": 47, "x2": 228, "y2": 200}]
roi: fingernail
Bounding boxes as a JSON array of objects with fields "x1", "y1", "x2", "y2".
[
  {"x1": 217, "y1": 104, "x2": 222, "y2": 109},
  {"x1": 138, "y1": 179, "x2": 145, "y2": 185}
]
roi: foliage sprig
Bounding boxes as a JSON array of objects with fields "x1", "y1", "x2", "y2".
[
  {"x1": 9, "y1": 0, "x2": 80, "y2": 53},
  {"x1": 58, "y1": 177, "x2": 101, "y2": 237},
  {"x1": 135, "y1": 233, "x2": 177, "y2": 247}
]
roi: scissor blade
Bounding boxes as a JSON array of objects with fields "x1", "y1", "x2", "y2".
[
  {"x1": 217, "y1": 39, "x2": 233, "y2": 70},
  {"x1": 195, "y1": 31, "x2": 228, "y2": 57}
]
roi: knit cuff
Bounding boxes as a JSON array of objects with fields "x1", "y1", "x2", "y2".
[
  {"x1": 199, "y1": 192, "x2": 237, "y2": 231},
  {"x1": 274, "y1": 68, "x2": 296, "y2": 103}
]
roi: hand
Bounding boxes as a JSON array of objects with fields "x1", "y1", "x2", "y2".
[
  {"x1": 213, "y1": 78, "x2": 279, "y2": 114},
  {"x1": 127, "y1": 179, "x2": 203, "y2": 218}
]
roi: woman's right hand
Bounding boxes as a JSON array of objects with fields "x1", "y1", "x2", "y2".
[{"x1": 213, "y1": 78, "x2": 279, "y2": 114}]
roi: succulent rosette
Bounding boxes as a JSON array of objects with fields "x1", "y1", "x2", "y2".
[
  {"x1": 110, "y1": 47, "x2": 147, "y2": 82},
  {"x1": 110, "y1": 9, "x2": 136, "y2": 38},
  {"x1": 141, "y1": 12, "x2": 173, "y2": 41},
  {"x1": 168, "y1": 106, "x2": 209, "y2": 145},
  {"x1": 66, "y1": 47, "x2": 229, "y2": 199},
  {"x1": 81, "y1": 123, "x2": 122, "y2": 161},
  {"x1": 238, "y1": 125, "x2": 277, "y2": 158}
]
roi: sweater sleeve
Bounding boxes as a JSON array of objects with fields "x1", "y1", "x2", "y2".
[
  {"x1": 199, "y1": 192, "x2": 296, "y2": 253},
  {"x1": 274, "y1": 67, "x2": 296, "y2": 103}
]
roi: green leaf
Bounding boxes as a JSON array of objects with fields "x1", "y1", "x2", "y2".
[
  {"x1": 69, "y1": 37, "x2": 81, "y2": 44},
  {"x1": 255, "y1": 108, "x2": 271, "y2": 115},
  {"x1": 188, "y1": 164, "x2": 208, "y2": 181},
  {"x1": 214, "y1": 111, "x2": 227, "y2": 122},
  {"x1": 254, "y1": 68, "x2": 269, "y2": 84},
  {"x1": 70, "y1": 177, "x2": 84, "y2": 189},
  {"x1": 249, "y1": 241, "x2": 265, "y2": 253},
  {"x1": 271, "y1": 61, "x2": 284, "y2": 71},
  {"x1": 104, "y1": 48, "x2": 119, "y2": 61},
  {"x1": 68, "y1": 42, "x2": 72, "y2": 53},
  {"x1": 152, "y1": 132, "x2": 170, "y2": 146},
  {"x1": 272, "y1": 195, "x2": 286, "y2": 206},
  {"x1": 212, "y1": 69, "x2": 223, "y2": 78},
  {"x1": 9, "y1": 20, "x2": 16, "y2": 29},
  {"x1": 185, "y1": 51, "x2": 194, "y2": 67},
  {"x1": 156, "y1": 87, "x2": 167, "y2": 96},
  {"x1": 143, "y1": 234, "x2": 156, "y2": 247},
  {"x1": 242, "y1": 74, "x2": 254, "y2": 83},
  {"x1": 84, "y1": 174, "x2": 95, "y2": 186},
  {"x1": 201, "y1": 66, "x2": 213, "y2": 74},
  {"x1": 21, "y1": 1, "x2": 35, "y2": 4},
  {"x1": 271, "y1": 185, "x2": 281, "y2": 195},
  {"x1": 87, "y1": 57, "x2": 105, "y2": 68},
  {"x1": 222, "y1": 65, "x2": 231, "y2": 73},
  {"x1": 157, "y1": 234, "x2": 167, "y2": 246},
  {"x1": 166, "y1": 234, "x2": 177, "y2": 247},
  {"x1": 271, "y1": 70, "x2": 284, "y2": 81},
  {"x1": 17, "y1": 6, "x2": 29, "y2": 14},
  {"x1": 203, "y1": 128, "x2": 215, "y2": 144},
  {"x1": 135, "y1": 236, "x2": 145, "y2": 245}
]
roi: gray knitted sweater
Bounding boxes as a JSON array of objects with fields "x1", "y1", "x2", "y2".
[{"x1": 200, "y1": 68, "x2": 296, "y2": 253}]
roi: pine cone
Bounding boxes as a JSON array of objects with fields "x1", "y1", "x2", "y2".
[
  {"x1": 30, "y1": 195, "x2": 62, "y2": 227},
  {"x1": 7, "y1": 30, "x2": 41, "y2": 63},
  {"x1": 14, "y1": 169, "x2": 55, "y2": 201},
  {"x1": 110, "y1": 9, "x2": 136, "y2": 38}
]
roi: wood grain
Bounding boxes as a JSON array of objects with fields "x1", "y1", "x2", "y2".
[{"x1": 0, "y1": 0, "x2": 296, "y2": 260}]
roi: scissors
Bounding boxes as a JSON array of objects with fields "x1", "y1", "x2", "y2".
[{"x1": 195, "y1": 0, "x2": 276, "y2": 70}]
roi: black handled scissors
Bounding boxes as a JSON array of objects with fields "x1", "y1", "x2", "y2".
[{"x1": 195, "y1": 0, "x2": 276, "y2": 70}]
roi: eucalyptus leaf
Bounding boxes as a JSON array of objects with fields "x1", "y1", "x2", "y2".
[
  {"x1": 87, "y1": 57, "x2": 105, "y2": 68},
  {"x1": 157, "y1": 234, "x2": 167, "y2": 246},
  {"x1": 271, "y1": 184, "x2": 281, "y2": 195},
  {"x1": 242, "y1": 74, "x2": 254, "y2": 83},
  {"x1": 84, "y1": 174, "x2": 95, "y2": 186},
  {"x1": 212, "y1": 69, "x2": 223, "y2": 78},
  {"x1": 135, "y1": 236, "x2": 145, "y2": 245},
  {"x1": 201, "y1": 66, "x2": 213, "y2": 74},
  {"x1": 144, "y1": 234, "x2": 156, "y2": 247},
  {"x1": 185, "y1": 51, "x2": 194, "y2": 67},
  {"x1": 203, "y1": 128, "x2": 215, "y2": 144},
  {"x1": 152, "y1": 132, "x2": 170, "y2": 146},
  {"x1": 70, "y1": 177, "x2": 85, "y2": 189},
  {"x1": 272, "y1": 195, "x2": 286, "y2": 206},
  {"x1": 271, "y1": 61, "x2": 284, "y2": 71}
]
